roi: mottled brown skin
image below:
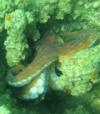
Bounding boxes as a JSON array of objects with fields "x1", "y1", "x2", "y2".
[{"x1": 7, "y1": 30, "x2": 96, "y2": 87}]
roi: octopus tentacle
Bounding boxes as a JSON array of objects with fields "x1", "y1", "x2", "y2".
[{"x1": 7, "y1": 30, "x2": 97, "y2": 99}]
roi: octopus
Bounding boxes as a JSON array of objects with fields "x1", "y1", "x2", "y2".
[{"x1": 6, "y1": 29, "x2": 98, "y2": 100}]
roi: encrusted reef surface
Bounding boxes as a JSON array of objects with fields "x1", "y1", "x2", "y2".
[{"x1": 0, "y1": 0, "x2": 100, "y2": 114}]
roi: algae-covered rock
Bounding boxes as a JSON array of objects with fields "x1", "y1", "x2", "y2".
[
  {"x1": 72, "y1": 0, "x2": 100, "y2": 29},
  {"x1": 49, "y1": 39, "x2": 100, "y2": 96},
  {"x1": 4, "y1": 9, "x2": 31, "y2": 66},
  {"x1": 58, "y1": 44, "x2": 100, "y2": 96},
  {"x1": 0, "y1": 0, "x2": 14, "y2": 31}
]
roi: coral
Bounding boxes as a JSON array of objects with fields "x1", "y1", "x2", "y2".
[
  {"x1": 0, "y1": 0, "x2": 14, "y2": 31},
  {"x1": 71, "y1": 0, "x2": 100, "y2": 29},
  {"x1": 4, "y1": 9, "x2": 33, "y2": 66},
  {"x1": 49, "y1": 0, "x2": 100, "y2": 33},
  {"x1": 49, "y1": 40, "x2": 100, "y2": 96}
]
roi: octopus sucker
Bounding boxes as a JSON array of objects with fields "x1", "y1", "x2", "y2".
[
  {"x1": 17, "y1": 71, "x2": 48, "y2": 100},
  {"x1": 6, "y1": 29, "x2": 99, "y2": 100}
]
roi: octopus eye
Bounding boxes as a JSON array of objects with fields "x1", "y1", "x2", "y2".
[{"x1": 11, "y1": 64, "x2": 25, "y2": 75}]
